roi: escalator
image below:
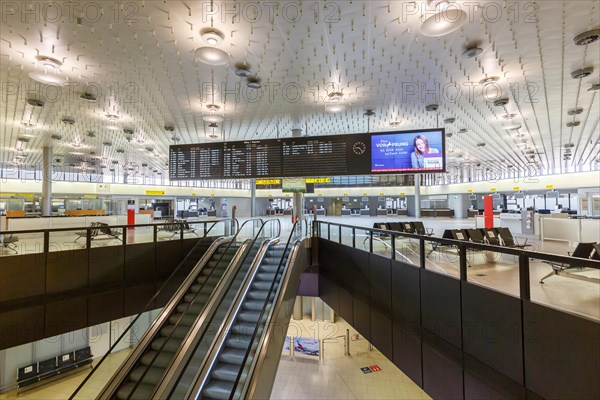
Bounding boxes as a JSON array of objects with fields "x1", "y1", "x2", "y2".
[
  {"x1": 69, "y1": 218, "x2": 266, "y2": 400},
  {"x1": 153, "y1": 219, "x2": 311, "y2": 400}
]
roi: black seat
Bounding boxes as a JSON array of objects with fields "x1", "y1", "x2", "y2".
[
  {"x1": 495, "y1": 227, "x2": 529, "y2": 248},
  {"x1": 442, "y1": 229, "x2": 454, "y2": 239},
  {"x1": 401, "y1": 222, "x2": 415, "y2": 234},
  {"x1": 540, "y1": 242, "x2": 598, "y2": 283},
  {"x1": 387, "y1": 222, "x2": 403, "y2": 232},
  {"x1": 482, "y1": 228, "x2": 500, "y2": 245},
  {"x1": 450, "y1": 229, "x2": 469, "y2": 241},
  {"x1": 466, "y1": 229, "x2": 485, "y2": 244},
  {"x1": 412, "y1": 221, "x2": 432, "y2": 236},
  {"x1": 592, "y1": 243, "x2": 600, "y2": 261}
]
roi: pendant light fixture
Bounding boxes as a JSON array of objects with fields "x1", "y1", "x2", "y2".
[{"x1": 420, "y1": 0, "x2": 467, "y2": 37}]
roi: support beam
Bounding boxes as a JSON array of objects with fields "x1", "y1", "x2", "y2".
[
  {"x1": 42, "y1": 146, "x2": 52, "y2": 217},
  {"x1": 414, "y1": 174, "x2": 421, "y2": 218}
]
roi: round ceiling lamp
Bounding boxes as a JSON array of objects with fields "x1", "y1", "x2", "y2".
[
  {"x1": 200, "y1": 28, "x2": 225, "y2": 46},
  {"x1": 195, "y1": 47, "x2": 229, "y2": 66},
  {"x1": 29, "y1": 55, "x2": 65, "y2": 84},
  {"x1": 206, "y1": 104, "x2": 221, "y2": 112},
  {"x1": 202, "y1": 114, "x2": 224, "y2": 123},
  {"x1": 420, "y1": 1, "x2": 467, "y2": 37},
  {"x1": 325, "y1": 104, "x2": 346, "y2": 113}
]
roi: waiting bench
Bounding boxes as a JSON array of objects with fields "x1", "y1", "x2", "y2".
[
  {"x1": 540, "y1": 242, "x2": 600, "y2": 284},
  {"x1": 158, "y1": 219, "x2": 199, "y2": 239},
  {"x1": 0, "y1": 234, "x2": 19, "y2": 254},
  {"x1": 17, "y1": 346, "x2": 93, "y2": 394},
  {"x1": 74, "y1": 222, "x2": 122, "y2": 243}
]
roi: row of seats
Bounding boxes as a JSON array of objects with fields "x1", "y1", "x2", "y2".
[
  {"x1": 372, "y1": 221, "x2": 433, "y2": 236},
  {"x1": 17, "y1": 347, "x2": 93, "y2": 393},
  {"x1": 74, "y1": 222, "x2": 122, "y2": 243},
  {"x1": 541, "y1": 242, "x2": 600, "y2": 283},
  {"x1": 441, "y1": 227, "x2": 530, "y2": 249}
]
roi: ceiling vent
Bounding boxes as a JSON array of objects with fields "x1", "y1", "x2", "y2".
[
  {"x1": 493, "y1": 98, "x2": 510, "y2": 107},
  {"x1": 566, "y1": 121, "x2": 580, "y2": 127},
  {"x1": 458, "y1": 128, "x2": 467, "y2": 133},
  {"x1": 425, "y1": 104, "x2": 439, "y2": 111},
  {"x1": 80, "y1": 92, "x2": 98, "y2": 102},
  {"x1": 103, "y1": 141, "x2": 112, "y2": 147},
  {"x1": 87, "y1": 131, "x2": 96, "y2": 137},
  {"x1": 567, "y1": 107, "x2": 583, "y2": 115},
  {"x1": 364, "y1": 109, "x2": 375, "y2": 117},
  {"x1": 246, "y1": 76, "x2": 262, "y2": 89},
  {"x1": 164, "y1": 124, "x2": 175, "y2": 132},
  {"x1": 26, "y1": 98, "x2": 45, "y2": 107},
  {"x1": 588, "y1": 83, "x2": 600, "y2": 91},
  {"x1": 116, "y1": 149, "x2": 125, "y2": 153},
  {"x1": 444, "y1": 117, "x2": 455, "y2": 124},
  {"x1": 51, "y1": 134, "x2": 62, "y2": 140},
  {"x1": 477, "y1": 143, "x2": 486, "y2": 147},
  {"x1": 62, "y1": 116, "x2": 75, "y2": 125},
  {"x1": 564, "y1": 143, "x2": 575, "y2": 148},
  {"x1": 234, "y1": 61, "x2": 252, "y2": 77},
  {"x1": 446, "y1": 133, "x2": 453, "y2": 138},
  {"x1": 571, "y1": 67, "x2": 593, "y2": 79},
  {"x1": 462, "y1": 47, "x2": 483, "y2": 59},
  {"x1": 574, "y1": 28, "x2": 600, "y2": 45},
  {"x1": 123, "y1": 128, "x2": 135, "y2": 135}
]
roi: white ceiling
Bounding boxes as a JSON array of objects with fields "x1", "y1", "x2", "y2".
[{"x1": 1, "y1": 0, "x2": 599, "y2": 179}]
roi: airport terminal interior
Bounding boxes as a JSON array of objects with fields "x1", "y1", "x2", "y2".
[{"x1": 0, "y1": 1, "x2": 599, "y2": 399}]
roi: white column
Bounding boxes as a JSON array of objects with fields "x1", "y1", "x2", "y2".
[
  {"x1": 292, "y1": 128, "x2": 303, "y2": 222},
  {"x1": 414, "y1": 174, "x2": 421, "y2": 218},
  {"x1": 42, "y1": 146, "x2": 52, "y2": 216},
  {"x1": 250, "y1": 178, "x2": 256, "y2": 217}
]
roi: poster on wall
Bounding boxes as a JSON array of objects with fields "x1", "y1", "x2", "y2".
[
  {"x1": 293, "y1": 337, "x2": 320, "y2": 359},
  {"x1": 282, "y1": 336, "x2": 291, "y2": 356},
  {"x1": 371, "y1": 129, "x2": 445, "y2": 173}
]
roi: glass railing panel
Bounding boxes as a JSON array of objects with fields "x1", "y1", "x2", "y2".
[
  {"x1": 125, "y1": 224, "x2": 154, "y2": 244},
  {"x1": 394, "y1": 235, "x2": 420, "y2": 265},
  {"x1": 1, "y1": 231, "x2": 44, "y2": 255},
  {"x1": 340, "y1": 226, "x2": 354, "y2": 247},
  {"x1": 528, "y1": 255, "x2": 600, "y2": 321},
  {"x1": 465, "y1": 246, "x2": 520, "y2": 297},
  {"x1": 423, "y1": 237, "x2": 460, "y2": 278},
  {"x1": 328, "y1": 223, "x2": 340, "y2": 243}
]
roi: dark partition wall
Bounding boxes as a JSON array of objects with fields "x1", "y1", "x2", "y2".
[
  {"x1": 0, "y1": 237, "x2": 208, "y2": 350},
  {"x1": 317, "y1": 237, "x2": 600, "y2": 400}
]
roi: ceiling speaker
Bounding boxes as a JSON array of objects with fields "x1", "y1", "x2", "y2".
[{"x1": 573, "y1": 28, "x2": 600, "y2": 45}]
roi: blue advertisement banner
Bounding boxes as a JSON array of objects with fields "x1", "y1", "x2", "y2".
[{"x1": 371, "y1": 130, "x2": 444, "y2": 172}]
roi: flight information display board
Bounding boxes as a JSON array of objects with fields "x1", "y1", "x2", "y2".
[{"x1": 169, "y1": 129, "x2": 444, "y2": 180}]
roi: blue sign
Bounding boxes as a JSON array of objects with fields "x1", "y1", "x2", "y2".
[{"x1": 371, "y1": 130, "x2": 444, "y2": 173}]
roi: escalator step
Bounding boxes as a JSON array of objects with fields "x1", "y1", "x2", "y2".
[
  {"x1": 203, "y1": 380, "x2": 235, "y2": 400},
  {"x1": 160, "y1": 324, "x2": 190, "y2": 339},
  {"x1": 140, "y1": 350, "x2": 174, "y2": 368},
  {"x1": 176, "y1": 298, "x2": 209, "y2": 314},
  {"x1": 129, "y1": 365, "x2": 164, "y2": 385},
  {"x1": 116, "y1": 381, "x2": 155, "y2": 400},
  {"x1": 219, "y1": 348, "x2": 246, "y2": 364},
  {"x1": 242, "y1": 300, "x2": 265, "y2": 311},
  {"x1": 252, "y1": 281, "x2": 274, "y2": 291},
  {"x1": 169, "y1": 312, "x2": 197, "y2": 326},
  {"x1": 260, "y1": 264, "x2": 279, "y2": 273},
  {"x1": 225, "y1": 335, "x2": 251, "y2": 350},
  {"x1": 211, "y1": 362, "x2": 242, "y2": 382},
  {"x1": 150, "y1": 337, "x2": 182, "y2": 353},
  {"x1": 237, "y1": 311, "x2": 260, "y2": 323},
  {"x1": 247, "y1": 291, "x2": 269, "y2": 300},
  {"x1": 255, "y1": 272, "x2": 276, "y2": 281}
]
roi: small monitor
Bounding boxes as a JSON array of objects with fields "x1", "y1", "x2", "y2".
[
  {"x1": 514, "y1": 193, "x2": 525, "y2": 199},
  {"x1": 546, "y1": 191, "x2": 559, "y2": 199},
  {"x1": 492, "y1": 194, "x2": 501, "y2": 200},
  {"x1": 468, "y1": 195, "x2": 477, "y2": 201}
]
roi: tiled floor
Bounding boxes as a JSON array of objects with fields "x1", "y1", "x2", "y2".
[{"x1": 271, "y1": 317, "x2": 430, "y2": 400}]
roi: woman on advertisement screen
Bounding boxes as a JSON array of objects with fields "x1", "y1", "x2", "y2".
[{"x1": 411, "y1": 134, "x2": 439, "y2": 168}]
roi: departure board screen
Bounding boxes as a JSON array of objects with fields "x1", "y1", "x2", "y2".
[{"x1": 169, "y1": 129, "x2": 444, "y2": 180}]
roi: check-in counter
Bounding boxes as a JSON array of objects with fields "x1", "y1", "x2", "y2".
[
  {"x1": 475, "y1": 215, "x2": 501, "y2": 228},
  {"x1": 376, "y1": 208, "x2": 387, "y2": 216},
  {"x1": 6, "y1": 214, "x2": 152, "y2": 231},
  {"x1": 360, "y1": 208, "x2": 370, "y2": 216},
  {"x1": 541, "y1": 216, "x2": 600, "y2": 243},
  {"x1": 207, "y1": 210, "x2": 217, "y2": 217},
  {"x1": 421, "y1": 208, "x2": 455, "y2": 217},
  {"x1": 499, "y1": 213, "x2": 522, "y2": 234},
  {"x1": 341, "y1": 209, "x2": 351, "y2": 216},
  {"x1": 467, "y1": 209, "x2": 480, "y2": 218}
]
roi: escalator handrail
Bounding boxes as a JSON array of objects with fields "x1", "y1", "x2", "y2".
[
  {"x1": 151, "y1": 219, "x2": 281, "y2": 398},
  {"x1": 230, "y1": 220, "x2": 309, "y2": 399},
  {"x1": 68, "y1": 218, "x2": 235, "y2": 400},
  {"x1": 181, "y1": 237, "x2": 280, "y2": 398},
  {"x1": 108, "y1": 218, "x2": 265, "y2": 399}
]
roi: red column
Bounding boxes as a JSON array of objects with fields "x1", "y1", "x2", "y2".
[
  {"x1": 483, "y1": 195, "x2": 494, "y2": 228},
  {"x1": 127, "y1": 208, "x2": 135, "y2": 229}
]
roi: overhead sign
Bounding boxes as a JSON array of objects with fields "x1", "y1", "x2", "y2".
[
  {"x1": 490, "y1": 188, "x2": 497, "y2": 192},
  {"x1": 145, "y1": 190, "x2": 165, "y2": 196},
  {"x1": 256, "y1": 179, "x2": 281, "y2": 185},
  {"x1": 513, "y1": 186, "x2": 520, "y2": 191},
  {"x1": 467, "y1": 189, "x2": 473, "y2": 193},
  {"x1": 305, "y1": 177, "x2": 331, "y2": 183},
  {"x1": 546, "y1": 184, "x2": 554, "y2": 189}
]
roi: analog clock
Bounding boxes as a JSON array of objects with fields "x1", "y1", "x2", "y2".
[{"x1": 352, "y1": 141, "x2": 366, "y2": 155}]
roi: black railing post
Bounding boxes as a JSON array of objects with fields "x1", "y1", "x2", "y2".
[
  {"x1": 122, "y1": 225, "x2": 127, "y2": 245},
  {"x1": 327, "y1": 223, "x2": 330, "y2": 240},
  {"x1": 153, "y1": 224, "x2": 158, "y2": 243},
  {"x1": 43, "y1": 230, "x2": 50, "y2": 253},
  {"x1": 391, "y1": 233, "x2": 396, "y2": 260},
  {"x1": 369, "y1": 231, "x2": 373, "y2": 253},
  {"x1": 85, "y1": 228, "x2": 92, "y2": 250},
  {"x1": 519, "y1": 254, "x2": 530, "y2": 300},
  {"x1": 419, "y1": 237, "x2": 425, "y2": 268},
  {"x1": 338, "y1": 225, "x2": 342, "y2": 244},
  {"x1": 459, "y1": 245, "x2": 467, "y2": 281},
  {"x1": 352, "y1": 228, "x2": 356, "y2": 248}
]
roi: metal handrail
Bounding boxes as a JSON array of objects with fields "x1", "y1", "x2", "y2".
[
  {"x1": 315, "y1": 221, "x2": 600, "y2": 268},
  {"x1": 112, "y1": 218, "x2": 265, "y2": 399},
  {"x1": 151, "y1": 219, "x2": 281, "y2": 398},
  {"x1": 68, "y1": 218, "x2": 235, "y2": 399}
]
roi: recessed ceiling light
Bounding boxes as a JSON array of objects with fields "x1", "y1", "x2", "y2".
[
  {"x1": 425, "y1": 104, "x2": 439, "y2": 111},
  {"x1": 479, "y1": 76, "x2": 500, "y2": 85},
  {"x1": 501, "y1": 113, "x2": 517, "y2": 120},
  {"x1": 461, "y1": 47, "x2": 483, "y2": 59},
  {"x1": 202, "y1": 114, "x2": 224, "y2": 123},
  {"x1": 477, "y1": 143, "x2": 486, "y2": 147},
  {"x1": 22, "y1": 121, "x2": 36, "y2": 128},
  {"x1": 195, "y1": 47, "x2": 229, "y2": 65},
  {"x1": 588, "y1": 83, "x2": 600, "y2": 91},
  {"x1": 325, "y1": 104, "x2": 346, "y2": 113},
  {"x1": 246, "y1": 76, "x2": 262, "y2": 89},
  {"x1": 61, "y1": 116, "x2": 75, "y2": 125},
  {"x1": 389, "y1": 121, "x2": 401, "y2": 127},
  {"x1": 420, "y1": 1, "x2": 467, "y2": 37},
  {"x1": 443, "y1": 117, "x2": 455, "y2": 124},
  {"x1": 502, "y1": 122, "x2": 522, "y2": 130},
  {"x1": 51, "y1": 134, "x2": 62, "y2": 140},
  {"x1": 26, "y1": 98, "x2": 45, "y2": 107},
  {"x1": 29, "y1": 71, "x2": 65, "y2": 84},
  {"x1": 200, "y1": 28, "x2": 225, "y2": 46},
  {"x1": 206, "y1": 104, "x2": 221, "y2": 112},
  {"x1": 327, "y1": 91, "x2": 344, "y2": 101},
  {"x1": 573, "y1": 28, "x2": 600, "y2": 45},
  {"x1": 106, "y1": 125, "x2": 119, "y2": 131},
  {"x1": 234, "y1": 62, "x2": 252, "y2": 77},
  {"x1": 106, "y1": 113, "x2": 120, "y2": 120},
  {"x1": 80, "y1": 92, "x2": 98, "y2": 102}
]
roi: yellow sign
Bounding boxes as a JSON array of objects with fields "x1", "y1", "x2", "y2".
[
  {"x1": 0, "y1": 193, "x2": 16, "y2": 197},
  {"x1": 546, "y1": 184, "x2": 554, "y2": 189},
  {"x1": 380, "y1": 192, "x2": 385, "y2": 196},
  {"x1": 400, "y1": 192, "x2": 406, "y2": 196},
  {"x1": 467, "y1": 189, "x2": 473, "y2": 193},
  {"x1": 490, "y1": 188, "x2": 497, "y2": 192},
  {"x1": 306, "y1": 177, "x2": 331, "y2": 183},
  {"x1": 343, "y1": 194, "x2": 348, "y2": 197},
  {"x1": 285, "y1": 194, "x2": 290, "y2": 197},
  {"x1": 513, "y1": 186, "x2": 520, "y2": 191},
  {"x1": 83, "y1": 194, "x2": 97, "y2": 199},
  {"x1": 17, "y1": 193, "x2": 35, "y2": 198},
  {"x1": 363, "y1": 193, "x2": 369, "y2": 196},
  {"x1": 191, "y1": 193, "x2": 197, "y2": 196},
  {"x1": 210, "y1": 194, "x2": 215, "y2": 197},
  {"x1": 145, "y1": 190, "x2": 165, "y2": 196},
  {"x1": 318, "y1": 194, "x2": 323, "y2": 197},
  {"x1": 268, "y1": 194, "x2": 273, "y2": 198},
  {"x1": 256, "y1": 179, "x2": 281, "y2": 185}
]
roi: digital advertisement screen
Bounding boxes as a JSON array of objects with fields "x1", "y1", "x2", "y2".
[{"x1": 371, "y1": 129, "x2": 445, "y2": 173}]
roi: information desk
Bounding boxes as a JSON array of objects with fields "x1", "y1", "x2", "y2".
[
  {"x1": 360, "y1": 209, "x2": 370, "y2": 216},
  {"x1": 341, "y1": 209, "x2": 351, "y2": 216},
  {"x1": 421, "y1": 208, "x2": 455, "y2": 217},
  {"x1": 376, "y1": 209, "x2": 387, "y2": 216},
  {"x1": 266, "y1": 209, "x2": 284, "y2": 216}
]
